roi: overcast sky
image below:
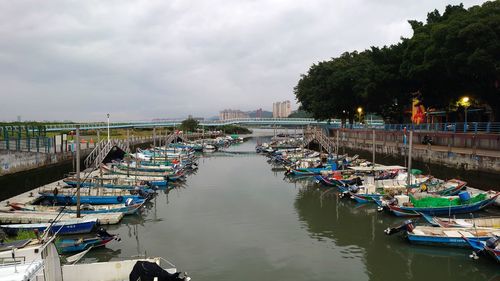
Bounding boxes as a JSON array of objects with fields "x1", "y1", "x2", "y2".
[{"x1": 0, "y1": 0, "x2": 486, "y2": 121}]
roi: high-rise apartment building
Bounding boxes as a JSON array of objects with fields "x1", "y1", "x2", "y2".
[
  {"x1": 219, "y1": 109, "x2": 249, "y2": 120},
  {"x1": 272, "y1": 100, "x2": 291, "y2": 117}
]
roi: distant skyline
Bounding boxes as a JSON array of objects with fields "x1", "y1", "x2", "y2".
[{"x1": 0, "y1": 0, "x2": 486, "y2": 122}]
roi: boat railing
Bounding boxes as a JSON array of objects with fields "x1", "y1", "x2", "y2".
[{"x1": 0, "y1": 256, "x2": 26, "y2": 265}]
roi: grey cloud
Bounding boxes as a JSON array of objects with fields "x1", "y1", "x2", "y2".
[{"x1": 0, "y1": 0, "x2": 486, "y2": 121}]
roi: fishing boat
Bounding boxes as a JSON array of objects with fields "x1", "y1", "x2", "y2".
[
  {"x1": 101, "y1": 164, "x2": 186, "y2": 180},
  {"x1": 380, "y1": 191, "x2": 500, "y2": 217},
  {"x1": 463, "y1": 236, "x2": 500, "y2": 263},
  {"x1": 39, "y1": 193, "x2": 146, "y2": 205},
  {"x1": 385, "y1": 220, "x2": 500, "y2": 247},
  {"x1": 421, "y1": 214, "x2": 500, "y2": 228},
  {"x1": 285, "y1": 164, "x2": 337, "y2": 176},
  {"x1": 113, "y1": 162, "x2": 175, "y2": 172},
  {"x1": 55, "y1": 228, "x2": 119, "y2": 254},
  {"x1": 100, "y1": 173, "x2": 176, "y2": 184},
  {"x1": 0, "y1": 218, "x2": 97, "y2": 236},
  {"x1": 9, "y1": 198, "x2": 145, "y2": 215}
]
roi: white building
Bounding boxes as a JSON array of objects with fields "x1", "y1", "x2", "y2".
[
  {"x1": 219, "y1": 109, "x2": 249, "y2": 120},
  {"x1": 272, "y1": 100, "x2": 291, "y2": 117}
]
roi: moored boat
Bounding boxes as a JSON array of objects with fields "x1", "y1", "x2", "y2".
[
  {"x1": 421, "y1": 214, "x2": 500, "y2": 228},
  {"x1": 55, "y1": 228, "x2": 119, "y2": 254},
  {"x1": 0, "y1": 218, "x2": 98, "y2": 236},
  {"x1": 379, "y1": 191, "x2": 500, "y2": 217},
  {"x1": 385, "y1": 220, "x2": 500, "y2": 247},
  {"x1": 9, "y1": 198, "x2": 145, "y2": 215}
]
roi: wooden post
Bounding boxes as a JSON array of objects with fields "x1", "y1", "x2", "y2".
[{"x1": 76, "y1": 125, "x2": 81, "y2": 218}]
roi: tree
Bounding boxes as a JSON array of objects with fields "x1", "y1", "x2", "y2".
[
  {"x1": 180, "y1": 118, "x2": 199, "y2": 132},
  {"x1": 294, "y1": 1, "x2": 500, "y2": 122}
]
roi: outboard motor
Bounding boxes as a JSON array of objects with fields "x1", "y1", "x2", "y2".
[
  {"x1": 97, "y1": 227, "x2": 121, "y2": 242},
  {"x1": 384, "y1": 220, "x2": 414, "y2": 235},
  {"x1": 485, "y1": 236, "x2": 500, "y2": 249},
  {"x1": 125, "y1": 198, "x2": 134, "y2": 206}
]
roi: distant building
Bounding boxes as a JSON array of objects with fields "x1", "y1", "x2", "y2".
[
  {"x1": 219, "y1": 109, "x2": 249, "y2": 120},
  {"x1": 256, "y1": 108, "x2": 263, "y2": 118},
  {"x1": 272, "y1": 100, "x2": 291, "y2": 117},
  {"x1": 188, "y1": 115, "x2": 204, "y2": 121}
]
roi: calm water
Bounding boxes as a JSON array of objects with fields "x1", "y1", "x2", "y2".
[
  {"x1": 81, "y1": 138, "x2": 498, "y2": 281},
  {"x1": 1, "y1": 137, "x2": 499, "y2": 280}
]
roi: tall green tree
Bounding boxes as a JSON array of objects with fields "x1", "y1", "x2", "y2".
[
  {"x1": 295, "y1": 1, "x2": 500, "y2": 122},
  {"x1": 180, "y1": 118, "x2": 199, "y2": 132}
]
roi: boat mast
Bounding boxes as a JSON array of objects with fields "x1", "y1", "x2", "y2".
[
  {"x1": 406, "y1": 130, "x2": 413, "y2": 188},
  {"x1": 76, "y1": 125, "x2": 81, "y2": 218}
]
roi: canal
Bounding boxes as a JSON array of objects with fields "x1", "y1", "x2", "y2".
[{"x1": 80, "y1": 137, "x2": 498, "y2": 281}]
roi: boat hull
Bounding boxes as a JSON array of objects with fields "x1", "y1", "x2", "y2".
[
  {"x1": 40, "y1": 194, "x2": 145, "y2": 205},
  {"x1": 1, "y1": 219, "x2": 97, "y2": 236}
]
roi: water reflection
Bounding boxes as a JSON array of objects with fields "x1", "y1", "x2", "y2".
[{"x1": 292, "y1": 180, "x2": 499, "y2": 281}]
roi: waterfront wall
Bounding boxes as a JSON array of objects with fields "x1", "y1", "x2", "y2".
[
  {"x1": 0, "y1": 151, "x2": 75, "y2": 176},
  {"x1": 330, "y1": 129, "x2": 500, "y2": 173}
]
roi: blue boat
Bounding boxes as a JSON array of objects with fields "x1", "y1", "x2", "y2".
[
  {"x1": 64, "y1": 179, "x2": 167, "y2": 190},
  {"x1": 406, "y1": 226, "x2": 497, "y2": 247},
  {"x1": 9, "y1": 199, "x2": 145, "y2": 215},
  {"x1": 285, "y1": 164, "x2": 337, "y2": 176},
  {"x1": 385, "y1": 220, "x2": 499, "y2": 248},
  {"x1": 463, "y1": 236, "x2": 500, "y2": 263},
  {"x1": 384, "y1": 192, "x2": 500, "y2": 217},
  {"x1": 39, "y1": 193, "x2": 146, "y2": 205},
  {"x1": 0, "y1": 218, "x2": 97, "y2": 236},
  {"x1": 55, "y1": 228, "x2": 119, "y2": 254},
  {"x1": 349, "y1": 192, "x2": 383, "y2": 204}
]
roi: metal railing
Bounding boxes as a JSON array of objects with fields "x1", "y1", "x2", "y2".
[
  {"x1": 43, "y1": 118, "x2": 332, "y2": 131},
  {"x1": 328, "y1": 122, "x2": 500, "y2": 134}
]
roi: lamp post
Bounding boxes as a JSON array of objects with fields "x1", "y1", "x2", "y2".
[
  {"x1": 460, "y1": 97, "x2": 470, "y2": 132},
  {"x1": 357, "y1": 107, "x2": 363, "y2": 125},
  {"x1": 107, "y1": 113, "x2": 110, "y2": 142}
]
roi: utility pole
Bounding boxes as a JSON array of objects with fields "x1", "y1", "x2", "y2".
[
  {"x1": 76, "y1": 125, "x2": 81, "y2": 218},
  {"x1": 407, "y1": 130, "x2": 413, "y2": 188},
  {"x1": 107, "y1": 114, "x2": 110, "y2": 143},
  {"x1": 372, "y1": 129, "x2": 376, "y2": 166}
]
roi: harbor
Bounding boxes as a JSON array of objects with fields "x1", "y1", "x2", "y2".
[
  {"x1": 0, "y1": 129, "x2": 498, "y2": 280},
  {"x1": 1, "y1": 1, "x2": 500, "y2": 280}
]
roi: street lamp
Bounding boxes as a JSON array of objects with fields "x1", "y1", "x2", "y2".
[
  {"x1": 357, "y1": 107, "x2": 363, "y2": 124},
  {"x1": 107, "y1": 113, "x2": 110, "y2": 142},
  {"x1": 460, "y1": 97, "x2": 470, "y2": 132}
]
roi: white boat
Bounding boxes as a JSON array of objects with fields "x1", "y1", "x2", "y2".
[{"x1": 0, "y1": 238, "x2": 191, "y2": 281}]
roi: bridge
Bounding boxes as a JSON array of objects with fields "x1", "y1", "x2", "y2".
[{"x1": 43, "y1": 118, "x2": 331, "y2": 132}]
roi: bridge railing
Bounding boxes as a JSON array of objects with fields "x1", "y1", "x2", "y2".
[
  {"x1": 330, "y1": 122, "x2": 500, "y2": 134},
  {"x1": 44, "y1": 118, "x2": 333, "y2": 131}
]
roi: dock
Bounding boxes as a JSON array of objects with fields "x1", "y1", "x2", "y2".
[{"x1": 0, "y1": 171, "x2": 124, "y2": 225}]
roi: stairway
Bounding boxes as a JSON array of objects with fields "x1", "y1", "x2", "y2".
[
  {"x1": 164, "y1": 132, "x2": 188, "y2": 145},
  {"x1": 84, "y1": 139, "x2": 131, "y2": 168},
  {"x1": 303, "y1": 126, "x2": 336, "y2": 154}
]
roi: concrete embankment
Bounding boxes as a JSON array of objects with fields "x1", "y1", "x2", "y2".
[
  {"x1": 0, "y1": 151, "x2": 82, "y2": 176},
  {"x1": 331, "y1": 129, "x2": 500, "y2": 174}
]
